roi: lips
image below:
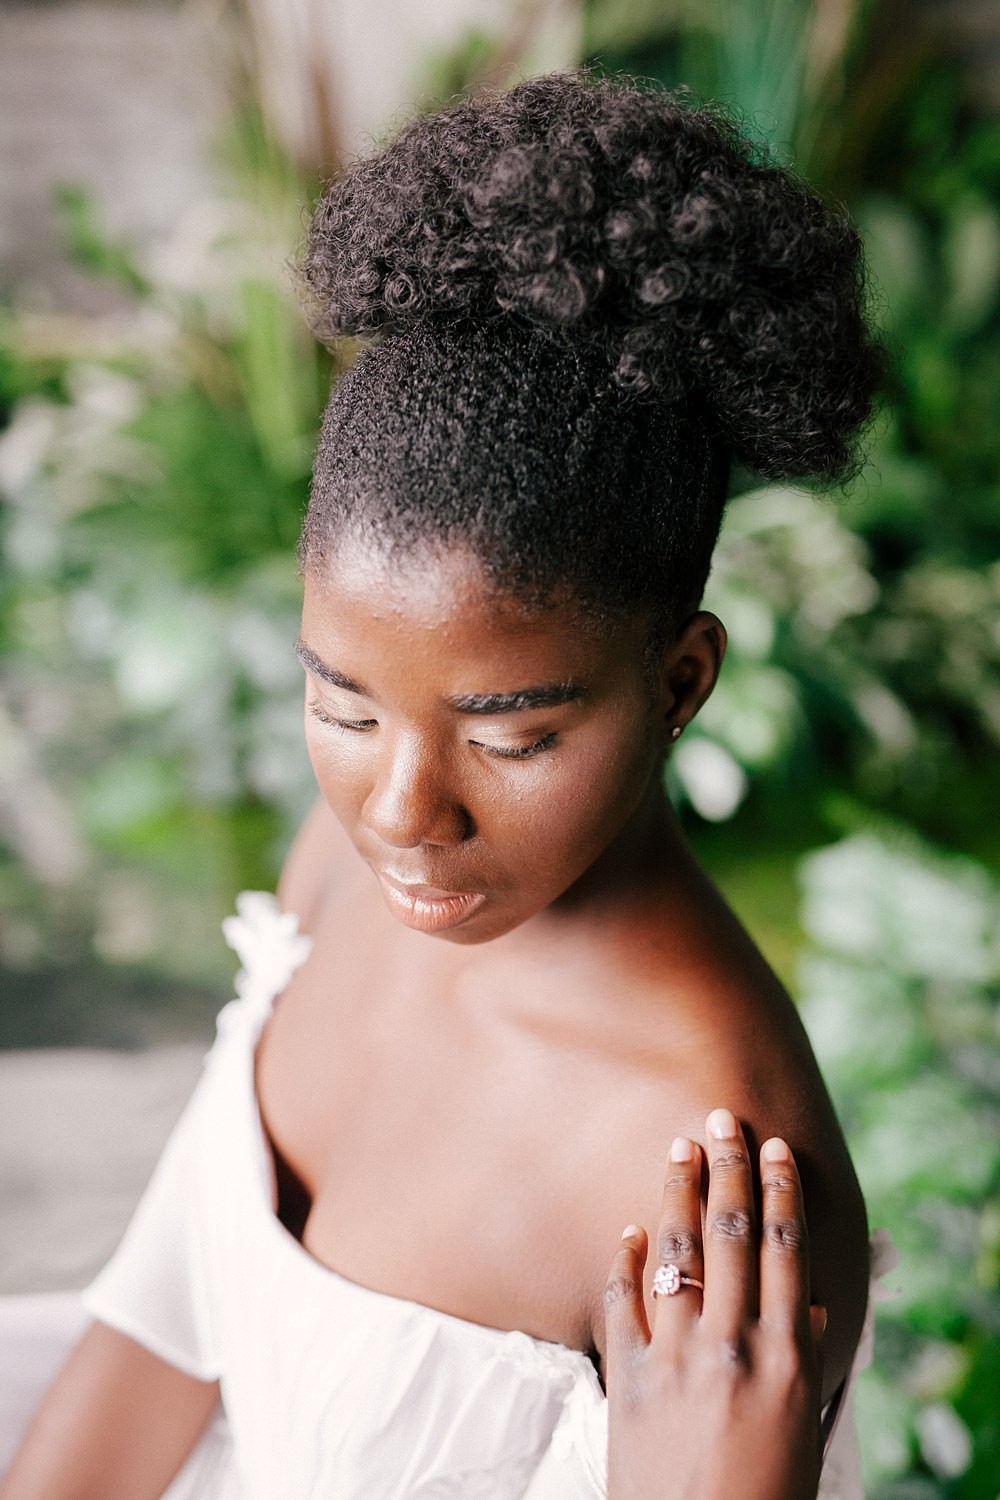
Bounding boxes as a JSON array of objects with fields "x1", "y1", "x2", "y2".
[{"x1": 376, "y1": 871, "x2": 487, "y2": 934}]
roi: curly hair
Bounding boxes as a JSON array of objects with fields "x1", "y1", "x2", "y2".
[{"x1": 300, "y1": 70, "x2": 882, "y2": 625}]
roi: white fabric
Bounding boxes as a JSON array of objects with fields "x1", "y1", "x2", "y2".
[{"x1": 4, "y1": 892, "x2": 883, "y2": 1497}]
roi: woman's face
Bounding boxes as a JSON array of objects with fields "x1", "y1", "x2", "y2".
[{"x1": 298, "y1": 539, "x2": 679, "y2": 945}]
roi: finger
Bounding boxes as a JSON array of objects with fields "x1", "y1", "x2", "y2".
[
  {"x1": 702, "y1": 1107, "x2": 757, "y2": 1330},
  {"x1": 604, "y1": 1225, "x2": 651, "y2": 1373},
  {"x1": 649, "y1": 1136, "x2": 705, "y2": 1344},
  {"x1": 758, "y1": 1137, "x2": 810, "y2": 1336}
]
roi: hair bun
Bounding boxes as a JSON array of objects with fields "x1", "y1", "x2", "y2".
[{"x1": 302, "y1": 71, "x2": 882, "y2": 482}]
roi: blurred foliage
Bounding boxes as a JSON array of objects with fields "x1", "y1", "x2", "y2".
[
  {"x1": 799, "y1": 831, "x2": 1000, "y2": 1498},
  {"x1": 0, "y1": 0, "x2": 998, "y2": 1491},
  {"x1": 0, "y1": 123, "x2": 331, "y2": 1001}
]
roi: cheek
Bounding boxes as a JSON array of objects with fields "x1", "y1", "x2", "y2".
[
  {"x1": 504, "y1": 715, "x2": 658, "y2": 874},
  {"x1": 303, "y1": 701, "x2": 659, "y2": 879},
  {"x1": 304, "y1": 719, "x2": 364, "y2": 819},
  {"x1": 575, "y1": 729, "x2": 657, "y2": 838}
]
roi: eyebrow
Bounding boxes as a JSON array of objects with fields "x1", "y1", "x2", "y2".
[
  {"x1": 295, "y1": 640, "x2": 368, "y2": 696},
  {"x1": 296, "y1": 639, "x2": 586, "y2": 715},
  {"x1": 445, "y1": 683, "x2": 587, "y2": 715}
]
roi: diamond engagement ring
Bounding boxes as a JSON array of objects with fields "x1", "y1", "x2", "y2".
[{"x1": 652, "y1": 1262, "x2": 705, "y2": 1298}]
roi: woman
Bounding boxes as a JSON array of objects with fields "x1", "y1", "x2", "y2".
[{"x1": 1, "y1": 70, "x2": 880, "y2": 1498}]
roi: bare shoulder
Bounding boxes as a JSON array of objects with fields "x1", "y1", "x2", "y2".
[
  {"x1": 576, "y1": 890, "x2": 869, "y2": 1404},
  {"x1": 276, "y1": 798, "x2": 354, "y2": 930}
]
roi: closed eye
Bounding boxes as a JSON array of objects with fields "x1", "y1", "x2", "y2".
[
  {"x1": 308, "y1": 702, "x2": 377, "y2": 732},
  {"x1": 472, "y1": 733, "x2": 557, "y2": 760}
]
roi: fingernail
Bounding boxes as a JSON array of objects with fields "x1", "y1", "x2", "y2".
[
  {"x1": 621, "y1": 1223, "x2": 642, "y2": 1240},
  {"x1": 707, "y1": 1107, "x2": 738, "y2": 1140},
  {"x1": 763, "y1": 1137, "x2": 791, "y2": 1163},
  {"x1": 670, "y1": 1135, "x2": 695, "y2": 1163}
]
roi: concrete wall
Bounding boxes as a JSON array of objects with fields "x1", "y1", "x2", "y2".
[{"x1": 0, "y1": 4, "x2": 227, "y2": 312}]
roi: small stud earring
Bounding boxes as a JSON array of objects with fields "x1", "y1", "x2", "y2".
[{"x1": 670, "y1": 725, "x2": 682, "y2": 741}]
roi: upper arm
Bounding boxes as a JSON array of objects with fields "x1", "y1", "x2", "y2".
[{"x1": 0, "y1": 1322, "x2": 219, "y2": 1500}]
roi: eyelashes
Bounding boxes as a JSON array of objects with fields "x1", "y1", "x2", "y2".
[
  {"x1": 308, "y1": 704, "x2": 377, "y2": 733},
  {"x1": 472, "y1": 733, "x2": 557, "y2": 760},
  {"x1": 307, "y1": 703, "x2": 556, "y2": 759}
]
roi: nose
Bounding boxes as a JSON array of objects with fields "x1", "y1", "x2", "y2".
[{"x1": 363, "y1": 733, "x2": 472, "y2": 848}]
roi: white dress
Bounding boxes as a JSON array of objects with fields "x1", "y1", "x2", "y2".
[{"x1": 2, "y1": 893, "x2": 888, "y2": 1498}]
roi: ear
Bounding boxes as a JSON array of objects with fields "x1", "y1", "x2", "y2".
[{"x1": 655, "y1": 611, "x2": 727, "y2": 745}]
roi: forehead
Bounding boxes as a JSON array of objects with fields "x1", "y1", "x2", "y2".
[{"x1": 300, "y1": 538, "x2": 649, "y2": 690}]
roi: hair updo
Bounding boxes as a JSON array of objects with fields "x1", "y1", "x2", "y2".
[{"x1": 299, "y1": 70, "x2": 882, "y2": 628}]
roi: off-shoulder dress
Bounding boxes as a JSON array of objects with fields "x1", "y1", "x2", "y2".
[{"x1": 2, "y1": 892, "x2": 892, "y2": 1498}]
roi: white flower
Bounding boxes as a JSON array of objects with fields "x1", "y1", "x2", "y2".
[{"x1": 222, "y1": 890, "x2": 312, "y2": 1022}]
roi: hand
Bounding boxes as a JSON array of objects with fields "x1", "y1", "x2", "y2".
[{"x1": 604, "y1": 1109, "x2": 826, "y2": 1500}]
